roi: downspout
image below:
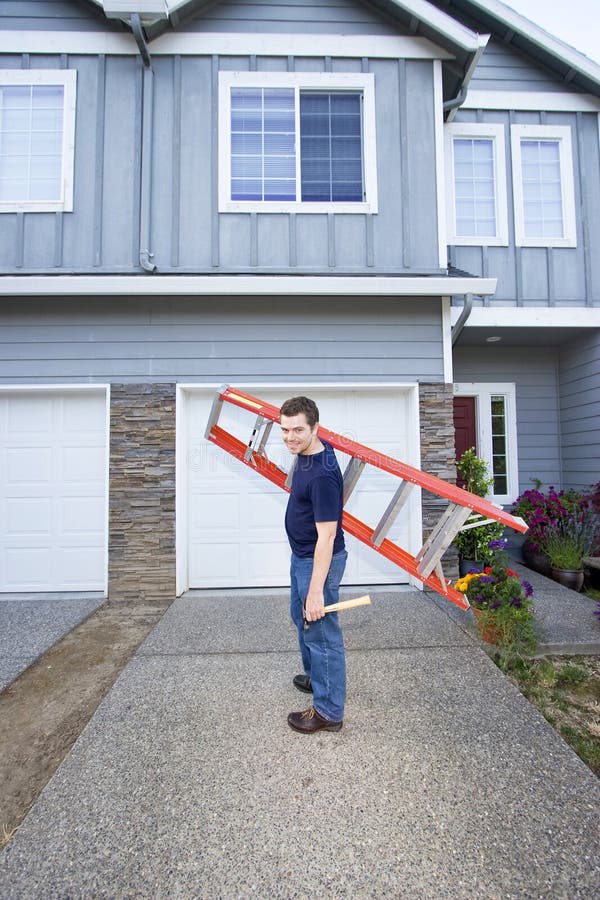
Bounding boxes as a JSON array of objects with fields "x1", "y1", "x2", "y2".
[
  {"x1": 451, "y1": 293, "x2": 473, "y2": 345},
  {"x1": 443, "y1": 34, "x2": 490, "y2": 123},
  {"x1": 131, "y1": 13, "x2": 157, "y2": 273}
]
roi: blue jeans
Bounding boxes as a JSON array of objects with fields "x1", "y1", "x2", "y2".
[{"x1": 290, "y1": 549, "x2": 347, "y2": 722}]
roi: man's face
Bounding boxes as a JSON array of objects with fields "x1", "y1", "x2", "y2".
[{"x1": 280, "y1": 412, "x2": 318, "y2": 455}]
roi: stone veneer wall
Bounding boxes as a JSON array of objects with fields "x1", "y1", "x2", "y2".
[
  {"x1": 419, "y1": 383, "x2": 459, "y2": 581},
  {"x1": 109, "y1": 383, "x2": 176, "y2": 601}
]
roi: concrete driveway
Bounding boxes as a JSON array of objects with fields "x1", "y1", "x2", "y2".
[{"x1": 1, "y1": 587, "x2": 599, "y2": 898}]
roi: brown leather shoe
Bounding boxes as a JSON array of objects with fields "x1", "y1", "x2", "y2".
[{"x1": 287, "y1": 706, "x2": 343, "y2": 733}]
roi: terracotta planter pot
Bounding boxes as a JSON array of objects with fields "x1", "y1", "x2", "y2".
[
  {"x1": 550, "y1": 567, "x2": 584, "y2": 592},
  {"x1": 473, "y1": 608, "x2": 503, "y2": 645}
]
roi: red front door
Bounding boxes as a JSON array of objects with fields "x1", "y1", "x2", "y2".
[{"x1": 453, "y1": 396, "x2": 476, "y2": 486}]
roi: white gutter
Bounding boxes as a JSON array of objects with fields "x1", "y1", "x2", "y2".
[{"x1": 0, "y1": 275, "x2": 498, "y2": 297}]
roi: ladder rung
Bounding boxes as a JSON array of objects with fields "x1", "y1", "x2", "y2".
[
  {"x1": 372, "y1": 481, "x2": 414, "y2": 547},
  {"x1": 342, "y1": 457, "x2": 365, "y2": 504},
  {"x1": 244, "y1": 415, "x2": 267, "y2": 461},
  {"x1": 256, "y1": 421, "x2": 273, "y2": 456},
  {"x1": 459, "y1": 516, "x2": 497, "y2": 532},
  {"x1": 417, "y1": 504, "x2": 472, "y2": 578}
]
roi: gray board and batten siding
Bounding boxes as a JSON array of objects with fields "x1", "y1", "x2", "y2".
[
  {"x1": 0, "y1": 2, "x2": 442, "y2": 275},
  {"x1": 449, "y1": 106, "x2": 600, "y2": 307},
  {"x1": 0, "y1": 296, "x2": 447, "y2": 384},
  {"x1": 559, "y1": 331, "x2": 600, "y2": 491},
  {"x1": 0, "y1": 0, "x2": 123, "y2": 31},
  {"x1": 468, "y1": 37, "x2": 588, "y2": 95},
  {"x1": 453, "y1": 347, "x2": 563, "y2": 495}
]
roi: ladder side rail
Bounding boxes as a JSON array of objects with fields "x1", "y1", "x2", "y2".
[{"x1": 204, "y1": 392, "x2": 225, "y2": 440}]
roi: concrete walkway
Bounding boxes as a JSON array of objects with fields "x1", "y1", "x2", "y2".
[{"x1": 1, "y1": 586, "x2": 599, "y2": 898}]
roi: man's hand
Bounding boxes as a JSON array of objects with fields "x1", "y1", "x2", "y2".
[{"x1": 304, "y1": 587, "x2": 325, "y2": 623}]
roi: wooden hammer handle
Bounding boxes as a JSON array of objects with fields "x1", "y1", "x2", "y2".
[{"x1": 323, "y1": 594, "x2": 371, "y2": 614}]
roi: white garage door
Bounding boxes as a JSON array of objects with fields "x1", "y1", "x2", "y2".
[
  {"x1": 0, "y1": 389, "x2": 108, "y2": 593},
  {"x1": 184, "y1": 385, "x2": 421, "y2": 589}
]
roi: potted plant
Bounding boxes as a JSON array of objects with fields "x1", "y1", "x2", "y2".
[
  {"x1": 511, "y1": 481, "x2": 591, "y2": 576},
  {"x1": 454, "y1": 449, "x2": 504, "y2": 575},
  {"x1": 454, "y1": 539, "x2": 536, "y2": 652},
  {"x1": 540, "y1": 517, "x2": 597, "y2": 592}
]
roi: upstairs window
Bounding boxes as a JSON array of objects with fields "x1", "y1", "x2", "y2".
[
  {"x1": 445, "y1": 123, "x2": 508, "y2": 246},
  {"x1": 219, "y1": 72, "x2": 377, "y2": 214},
  {"x1": 511, "y1": 124, "x2": 576, "y2": 247},
  {"x1": 0, "y1": 70, "x2": 76, "y2": 213}
]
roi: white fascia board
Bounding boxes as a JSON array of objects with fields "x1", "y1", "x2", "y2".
[
  {"x1": 465, "y1": 0, "x2": 600, "y2": 87},
  {"x1": 465, "y1": 90, "x2": 600, "y2": 113},
  {"x1": 382, "y1": 0, "x2": 481, "y2": 52},
  {"x1": 0, "y1": 275, "x2": 497, "y2": 297},
  {"x1": 451, "y1": 306, "x2": 600, "y2": 328},
  {"x1": 0, "y1": 31, "x2": 452, "y2": 59}
]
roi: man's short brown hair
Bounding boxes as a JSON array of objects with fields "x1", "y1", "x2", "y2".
[{"x1": 280, "y1": 396, "x2": 319, "y2": 428}]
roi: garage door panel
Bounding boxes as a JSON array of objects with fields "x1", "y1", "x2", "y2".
[
  {"x1": 7, "y1": 396, "x2": 53, "y2": 432},
  {"x1": 186, "y1": 387, "x2": 419, "y2": 589},
  {"x1": 6, "y1": 447, "x2": 53, "y2": 483},
  {"x1": 0, "y1": 391, "x2": 107, "y2": 593},
  {"x1": 6, "y1": 497, "x2": 53, "y2": 534},
  {"x1": 189, "y1": 542, "x2": 241, "y2": 585},
  {"x1": 61, "y1": 446, "x2": 106, "y2": 481},
  {"x1": 61, "y1": 496, "x2": 105, "y2": 533}
]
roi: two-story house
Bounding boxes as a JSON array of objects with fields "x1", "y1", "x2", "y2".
[{"x1": 0, "y1": 0, "x2": 598, "y2": 604}]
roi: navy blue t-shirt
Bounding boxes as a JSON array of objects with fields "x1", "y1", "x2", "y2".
[{"x1": 285, "y1": 440, "x2": 345, "y2": 558}]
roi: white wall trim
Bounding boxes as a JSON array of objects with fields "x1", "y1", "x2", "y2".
[
  {"x1": 453, "y1": 382, "x2": 518, "y2": 505},
  {"x1": 441, "y1": 297, "x2": 453, "y2": 384},
  {"x1": 451, "y1": 306, "x2": 600, "y2": 328},
  {"x1": 0, "y1": 383, "x2": 111, "y2": 597},
  {"x1": 0, "y1": 31, "x2": 454, "y2": 59},
  {"x1": 433, "y1": 60, "x2": 447, "y2": 268},
  {"x1": 464, "y1": 90, "x2": 600, "y2": 113},
  {"x1": 176, "y1": 381, "x2": 423, "y2": 595},
  {"x1": 0, "y1": 274, "x2": 498, "y2": 297},
  {"x1": 510, "y1": 124, "x2": 577, "y2": 248},
  {"x1": 444, "y1": 121, "x2": 509, "y2": 247},
  {"x1": 218, "y1": 71, "x2": 378, "y2": 215}
]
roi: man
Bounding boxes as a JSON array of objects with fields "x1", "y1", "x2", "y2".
[{"x1": 280, "y1": 396, "x2": 347, "y2": 734}]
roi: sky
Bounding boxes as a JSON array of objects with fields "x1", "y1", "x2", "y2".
[{"x1": 505, "y1": 0, "x2": 600, "y2": 65}]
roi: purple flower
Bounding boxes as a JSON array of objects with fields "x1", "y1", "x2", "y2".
[
  {"x1": 488, "y1": 539, "x2": 508, "y2": 550},
  {"x1": 522, "y1": 580, "x2": 534, "y2": 597}
]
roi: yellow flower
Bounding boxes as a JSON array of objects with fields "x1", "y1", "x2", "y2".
[{"x1": 454, "y1": 572, "x2": 484, "y2": 593}]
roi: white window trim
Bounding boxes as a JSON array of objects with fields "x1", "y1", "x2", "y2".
[
  {"x1": 510, "y1": 124, "x2": 577, "y2": 248},
  {"x1": 0, "y1": 69, "x2": 76, "y2": 214},
  {"x1": 445, "y1": 122, "x2": 508, "y2": 246},
  {"x1": 218, "y1": 71, "x2": 378, "y2": 214},
  {"x1": 453, "y1": 382, "x2": 518, "y2": 506}
]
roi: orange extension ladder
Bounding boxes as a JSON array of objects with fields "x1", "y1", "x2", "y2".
[{"x1": 205, "y1": 385, "x2": 527, "y2": 611}]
